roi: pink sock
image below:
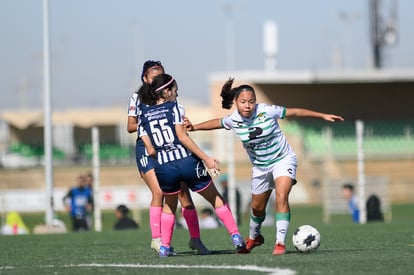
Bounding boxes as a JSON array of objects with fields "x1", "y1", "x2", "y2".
[
  {"x1": 161, "y1": 212, "x2": 176, "y2": 247},
  {"x1": 149, "y1": 206, "x2": 162, "y2": 239},
  {"x1": 182, "y1": 208, "x2": 200, "y2": 239},
  {"x1": 215, "y1": 204, "x2": 240, "y2": 236}
]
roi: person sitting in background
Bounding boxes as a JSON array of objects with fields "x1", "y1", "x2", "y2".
[
  {"x1": 366, "y1": 194, "x2": 384, "y2": 222},
  {"x1": 199, "y1": 208, "x2": 220, "y2": 229},
  {"x1": 114, "y1": 204, "x2": 139, "y2": 230},
  {"x1": 341, "y1": 183, "x2": 359, "y2": 223}
]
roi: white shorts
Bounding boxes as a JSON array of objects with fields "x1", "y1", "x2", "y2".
[{"x1": 250, "y1": 153, "x2": 297, "y2": 195}]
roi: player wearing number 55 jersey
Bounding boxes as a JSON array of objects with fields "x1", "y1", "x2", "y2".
[
  {"x1": 138, "y1": 73, "x2": 248, "y2": 257},
  {"x1": 139, "y1": 101, "x2": 199, "y2": 190},
  {"x1": 128, "y1": 60, "x2": 209, "y2": 255}
]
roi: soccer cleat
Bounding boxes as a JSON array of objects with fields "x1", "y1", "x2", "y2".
[
  {"x1": 272, "y1": 242, "x2": 286, "y2": 255},
  {"x1": 151, "y1": 238, "x2": 161, "y2": 253},
  {"x1": 189, "y1": 238, "x2": 211, "y2": 255},
  {"x1": 159, "y1": 245, "x2": 176, "y2": 257},
  {"x1": 245, "y1": 234, "x2": 265, "y2": 252},
  {"x1": 231, "y1": 234, "x2": 249, "y2": 254}
]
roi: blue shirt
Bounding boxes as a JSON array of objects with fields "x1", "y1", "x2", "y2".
[
  {"x1": 64, "y1": 187, "x2": 93, "y2": 219},
  {"x1": 348, "y1": 195, "x2": 360, "y2": 223}
]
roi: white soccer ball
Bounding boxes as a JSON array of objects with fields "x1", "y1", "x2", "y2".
[{"x1": 292, "y1": 225, "x2": 321, "y2": 253}]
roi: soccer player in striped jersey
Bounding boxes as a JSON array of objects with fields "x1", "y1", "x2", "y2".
[
  {"x1": 127, "y1": 60, "x2": 209, "y2": 255},
  {"x1": 189, "y1": 78, "x2": 343, "y2": 255},
  {"x1": 138, "y1": 74, "x2": 248, "y2": 257}
]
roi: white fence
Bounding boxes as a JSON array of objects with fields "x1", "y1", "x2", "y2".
[{"x1": 0, "y1": 180, "x2": 312, "y2": 216}]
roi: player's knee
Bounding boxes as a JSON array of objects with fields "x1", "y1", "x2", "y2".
[
  {"x1": 251, "y1": 203, "x2": 266, "y2": 215},
  {"x1": 275, "y1": 192, "x2": 289, "y2": 203}
]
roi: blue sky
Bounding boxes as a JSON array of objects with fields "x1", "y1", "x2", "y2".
[{"x1": 1, "y1": 0, "x2": 412, "y2": 111}]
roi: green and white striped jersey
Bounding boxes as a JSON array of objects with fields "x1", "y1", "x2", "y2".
[{"x1": 221, "y1": 103, "x2": 294, "y2": 167}]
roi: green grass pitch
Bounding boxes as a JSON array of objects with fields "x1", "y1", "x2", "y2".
[{"x1": 0, "y1": 203, "x2": 413, "y2": 275}]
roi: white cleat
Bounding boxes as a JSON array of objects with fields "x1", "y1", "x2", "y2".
[{"x1": 151, "y1": 238, "x2": 161, "y2": 253}]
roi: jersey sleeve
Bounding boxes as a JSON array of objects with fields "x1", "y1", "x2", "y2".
[
  {"x1": 138, "y1": 125, "x2": 148, "y2": 138},
  {"x1": 174, "y1": 101, "x2": 184, "y2": 125},
  {"x1": 221, "y1": 109, "x2": 239, "y2": 130},
  {"x1": 266, "y1": 104, "x2": 286, "y2": 119},
  {"x1": 177, "y1": 101, "x2": 186, "y2": 117},
  {"x1": 221, "y1": 116, "x2": 232, "y2": 130},
  {"x1": 128, "y1": 93, "x2": 139, "y2": 117}
]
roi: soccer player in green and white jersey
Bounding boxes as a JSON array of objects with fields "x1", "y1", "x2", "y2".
[{"x1": 189, "y1": 78, "x2": 343, "y2": 255}]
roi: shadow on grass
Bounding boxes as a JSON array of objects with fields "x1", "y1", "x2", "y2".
[{"x1": 176, "y1": 249, "x2": 240, "y2": 256}]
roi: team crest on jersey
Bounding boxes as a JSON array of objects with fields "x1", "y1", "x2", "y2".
[
  {"x1": 129, "y1": 105, "x2": 136, "y2": 111},
  {"x1": 139, "y1": 156, "x2": 148, "y2": 167},
  {"x1": 257, "y1": 112, "x2": 266, "y2": 123}
]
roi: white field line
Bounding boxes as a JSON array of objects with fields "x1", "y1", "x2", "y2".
[{"x1": 36, "y1": 263, "x2": 297, "y2": 275}]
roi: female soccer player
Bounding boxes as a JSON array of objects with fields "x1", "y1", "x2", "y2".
[
  {"x1": 189, "y1": 78, "x2": 344, "y2": 255},
  {"x1": 127, "y1": 60, "x2": 209, "y2": 255},
  {"x1": 138, "y1": 74, "x2": 248, "y2": 257}
]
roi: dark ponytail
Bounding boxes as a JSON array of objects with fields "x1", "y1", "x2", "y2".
[
  {"x1": 138, "y1": 82, "x2": 156, "y2": 105},
  {"x1": 139, "y1": 74, "x2": 175, "y2": 105},
  {"x1": 220, "y1": 78, "x2": 236, "y2": 109},
  {"x1": 220, "y1": 78, "x2": 256, "y2": 109}
]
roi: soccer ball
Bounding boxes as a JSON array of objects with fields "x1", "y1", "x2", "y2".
[{"x1": 292, "y1": 225, "x2": 321, "y2": 253}]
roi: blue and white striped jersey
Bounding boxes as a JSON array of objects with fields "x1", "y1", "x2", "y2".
[
  {"x1": 138, "y1": 101, "x2": 191, "y2": 165},
  {"x1": 128, "y1": 92, "x2": 186, "y2": 129}
]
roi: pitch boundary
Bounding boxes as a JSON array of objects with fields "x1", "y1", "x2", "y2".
[{"x1": 29, "y1": 263, "x2": 296, "y2": 275}]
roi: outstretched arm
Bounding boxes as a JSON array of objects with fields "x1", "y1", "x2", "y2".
[
  {"x1": 176, "y1": 124, "x2": 218, "y2": 170},
  {"x1": 188, "y1": 118, "x2": 223, "y2": 131},
  {"x1": 285, "y1": 108, "x2": 344, "y2": 122}
]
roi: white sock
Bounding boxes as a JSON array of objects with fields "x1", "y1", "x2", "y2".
[
  {"x1": 276, "y1": 220, "x2": 289, "y2": 245},
  {"x1": 249, "y1": 215, "x2": 265, "y2": 239}
]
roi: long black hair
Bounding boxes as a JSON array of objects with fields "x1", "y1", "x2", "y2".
[
  {"x1": 134, "y1": 60, "x2": 165, "y2": 105},
  {"x1": 220, "y1": 78, "x2": 256, "y2": 109},
  {"x1": 139, "y1": 73, "x2": 176, "y2": 105}
]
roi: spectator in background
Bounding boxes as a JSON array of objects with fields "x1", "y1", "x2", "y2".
[
  {"x1": 85, "y1": 172, "x2": 94, "y2": 190},
  {"x1": 341, "y1": 183, "x2": 359, "y2": 223},
  {"x1": 84, "y1": 172, "x2": 94, "y2": 228},
  {"x1": 366, "y1": 194, "x2": 384, "y2": 222},
  {"x1": 220, "y1": 174, "x2": 242, "y2": 225},
  {"x1": 199, "y1": 208, "x2": 220, "y2": 229},
  {"x1": 114, "y1": 204, "x2": 139, "y2": 230},
  {"x1": 63, "y1": 175, "x2": 93, "y2": 232}
]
